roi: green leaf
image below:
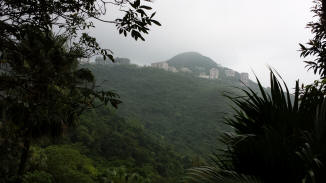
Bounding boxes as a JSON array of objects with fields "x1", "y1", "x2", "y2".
[
  {"x1": 139, "y1": 5, "x2": 152, "y2": 10},
  {"x1": 150, "y1": 12, "x2": 156, "y2": 18},
  {"x1": 131, "y1": 0, "x2": 140, "y2": 8},
  {"x1": 151, "y1": 20, "x2": 161, "y2": 26}
]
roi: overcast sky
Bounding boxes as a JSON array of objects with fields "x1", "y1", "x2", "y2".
[{"x1": 92, "y1": 0, "x2": 319, "y2": 88}]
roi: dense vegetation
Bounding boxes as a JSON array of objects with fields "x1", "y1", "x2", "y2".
[
  {"x1": 84, "y1": 60, "x2": 255, "y2": 157},
  {"x1": 17, "y1": 107, "x2": 186, "y2": 183}
]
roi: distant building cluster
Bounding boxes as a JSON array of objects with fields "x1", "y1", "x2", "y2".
[
  {"x1": 150, "y1": 61, "x2": 250, "y2": 84},
  {"x1": 199, "y1": 68, "x2": 219, "y2": 80},
  {"x1": 151, "y1": 61, "x2": 221, "y2": 80},
  {"x1": 225, "y1": 69, "x2": 249, "y2": 84},
  {"x1": 151, "y1": 61, "x2": 181, "y2": 73},
  {"x1": 151, "y1": 61, "x2": 169, "y2": 71}
]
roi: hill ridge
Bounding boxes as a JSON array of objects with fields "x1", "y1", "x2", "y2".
[{"x1": 150, "y1": 52, "x2": 250, "y2": 84}]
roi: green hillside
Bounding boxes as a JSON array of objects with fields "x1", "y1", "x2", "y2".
[
  {"x1": 20, "y1": 108, "x2": 185, "y2": 183},
  {"x1": 84, "y1": 61, "x2": 251, "y2": 157}
]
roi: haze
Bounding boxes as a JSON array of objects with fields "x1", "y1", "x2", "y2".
[{"x1": 93, "y1": 0, "x2": 318, "y2": 88}]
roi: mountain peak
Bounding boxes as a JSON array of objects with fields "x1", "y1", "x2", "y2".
[
  {"x1": 174, "y1": 52, "x2": 203, "y2": 57},
  {"x1": 166, "y1": 52, "x2": 218, "y2": 74}
]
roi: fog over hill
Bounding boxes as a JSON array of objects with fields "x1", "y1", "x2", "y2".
[
  {"x1": 166, "y1": 52, "x2": 220, "y2": 70},
  {"x1": 93, "y1": 0, "x2": 317, "y2": 87}
]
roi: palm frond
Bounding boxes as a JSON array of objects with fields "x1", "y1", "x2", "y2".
[
  {"x1": 220, "y1": 69, "x2": 318, "y2": 182},
  {"x1": 185, "y1": 167, "x2": 262, "y2": 183}
]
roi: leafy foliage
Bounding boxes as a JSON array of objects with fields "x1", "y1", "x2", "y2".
[
  {"x1": 99, "y1": 167, "x2": 151, "y2": 183},
  {"x1": 44, "y1": 145, "x2": 97, "y2": 183},
  {"x1": 0, "y1": 28, "x2": 118, "y2": 182},
  {"x1": 0, "y1": 0, "x2": 160, "y2": 181},
  {"x1": 0, "y1": 27, "x2": 120, "y2": 140},
  {"x1": 20, "y1": 108, "x2": 186, "y2": 183},
  {"x1": 300, "y1": 0, "x2": 326, "y2": 77},
  {"x1": 0, "y1": 0, "x2": 160, "y2": 60},
  {"x1": 22, "y1": 171, "x2": 54, "y2": 183}
]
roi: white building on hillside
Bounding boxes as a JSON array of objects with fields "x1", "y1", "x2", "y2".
[
  {"x1": 225, "y1": 69, "x2": 235, "y2": 77},
  {"x1": 209, "y1": 68, "x2": 219, "y2": 79},
  {"x1": 151, "y1": 62, "x2": 169, "y2": 71},
  {"x1": 95, "y1": 56, "x2": 111, "y2": 65},
  {"x1": 199, "y1": 73, "x2": 210, "y2": 79},
  {"x1": 240, "y1": 72, "x2": 249, "y2": 85}
]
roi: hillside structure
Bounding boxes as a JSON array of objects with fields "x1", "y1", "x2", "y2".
[
  {"x1": 198, "y1": 68, "x2": 219, "y2": 80},
  {"x1": 240, "y1": 72, "x2": 249, "y2": 84},
  {"x1": 209, "y1": 68, "x2": 219, "y2": 79},
  {"x1": 151, "y1": 61, "x2": 169, "y2": 71},
  {"x1": 199, "y1": 73, "x2": 210, "y2": 79},
  {"x1": 225, "y1": 69, "x2": 235, "y2": 77},
  {"x1": 95, "y1": 56, "x2": 111, "y2": 65}
]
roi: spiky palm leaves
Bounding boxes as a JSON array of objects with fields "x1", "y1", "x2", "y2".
[
  {"x1": 186, "y1": 70, "x2": 326, "y2": 183},
  {"x1": 186, "y1": 167, "x2": 262, "y2": 183}
]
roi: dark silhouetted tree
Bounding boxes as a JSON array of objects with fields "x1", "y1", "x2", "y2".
[{"x1": 0, "y1": 0, "x2": 160, "y2": 182}]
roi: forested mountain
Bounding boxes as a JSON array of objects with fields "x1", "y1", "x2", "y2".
[{"x1": 84, "y1": 52, "x2": 256, "y2": 158}]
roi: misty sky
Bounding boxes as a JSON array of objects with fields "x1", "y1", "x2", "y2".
[{"x1": 92, "y1": 0, "x2": 319, "y2": 87}]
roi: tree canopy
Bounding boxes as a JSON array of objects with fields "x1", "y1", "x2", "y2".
[{"x1": 0, "y1": 0, "x2": 160, "y2": 182}]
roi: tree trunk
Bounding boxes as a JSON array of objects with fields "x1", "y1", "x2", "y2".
[{"x1": 16, "y1": 138, "x2": 30, "y2": 182}]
